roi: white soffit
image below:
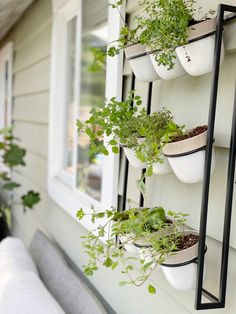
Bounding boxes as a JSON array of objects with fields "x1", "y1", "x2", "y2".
[{"x1": 0, "y1": 0, "x2": 35, "y2": 40}]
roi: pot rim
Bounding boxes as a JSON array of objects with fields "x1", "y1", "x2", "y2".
[
  {"x1": 163, "y1": 129, "x2": 208, "y2": 157},
  {"x1": 187, "y1": 17, "x2": 216, "y2": 44}
]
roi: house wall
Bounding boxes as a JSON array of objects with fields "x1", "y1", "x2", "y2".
[{"x1": 1, "y1": 0, "x2": 236, "y2": 313}]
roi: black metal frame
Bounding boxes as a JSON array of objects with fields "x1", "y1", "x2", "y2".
[
  {"x1": 118, "y1": 3, "x2": 236, "y2": 310},
  {"x1": 196, "y1": 4, "x2": 236, "y2": 310}
]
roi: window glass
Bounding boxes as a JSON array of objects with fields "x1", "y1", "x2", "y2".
[{"x1": 76, "y1": 1, "x2": 108, "y2": 201}]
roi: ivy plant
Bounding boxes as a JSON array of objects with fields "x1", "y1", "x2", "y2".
[
  {"x1": 77, "y1": 206, "x2": 188, "y2": 294},
  {"x1": 0, "y1": 127, "x2": 41, "y2": 221}
]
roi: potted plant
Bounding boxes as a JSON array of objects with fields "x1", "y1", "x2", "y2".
[
  {"x1": 89, "y1": 1, "x2": 160, "y2": 82},
  {"x1": 162, "y1": 125, "x2": 215, "y2": 184},
  {"x1": 0, "y1": 127, "x2": 41, "y2": 239},
  {"x1": 77, "y1": 92, "x2": 183, "y2": 180},
  {"x1": 77, "y1": 206, "x2": 189, "y2": 294},
  {"x1": 160, "y1": 230, "x2": 203, "y2": 291},
  {"x1": 138, "y1": 0, "x2": 219, "y2": 78}
]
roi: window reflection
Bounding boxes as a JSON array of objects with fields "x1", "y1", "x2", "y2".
[{"x1": 77, "y1": 1, "x2": 108, "y2": 201}]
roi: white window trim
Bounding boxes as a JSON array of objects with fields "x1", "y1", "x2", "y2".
[
  {"x1": 48, "y1": 0, "x2": 124, "y2": 230},
  {"x1": 0, "y1": 42, "x2": 13, "y2": 130},
  {"x1": 0, "y1": 42, "x2": 13, "y2": 174}
]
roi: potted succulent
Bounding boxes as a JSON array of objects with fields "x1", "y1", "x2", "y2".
[
  {"x1": 77, "y1": 92, "x2": 183, "y2": 178},
  {"x1": 77, "y1": 206, "x2": 190, "y2": 294},
  {"x1": 162, "y1": 125, "x2": 215, "y2": 184},
  {"x1": 0, "y1": 127, "x2": 41, "y2": 240}
]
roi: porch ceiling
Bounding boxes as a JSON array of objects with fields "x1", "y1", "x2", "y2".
[{"x1": 0, "y1": 0, "x2": 35, "y2": 40}]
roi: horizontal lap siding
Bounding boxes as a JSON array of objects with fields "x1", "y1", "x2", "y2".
[{"x1": 0, "y1": 0, "x2": 52, "y2": 245}]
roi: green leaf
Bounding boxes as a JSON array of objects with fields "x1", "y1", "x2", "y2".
[
  {"x1": 77, "y1": 208, "x2": 85, "y2": 220},
  {"x1": 3, "y1": 145, "x2": 26, "y2": 167},
  {"x1": 2, "y1": 182, "x2": 20, "y2": 191},
  {"x1": 119, "y1": 281, "x2": 129, "y2": 287},
  {"x1": 103, "y1": 257, "x2": 113, "y2": 268},
  {"x1": 112, "y1": 146, "x2": 119, "y2": 154},
  {"x1": 21, "y1": 191, "x2": 40, "y2": 209},
  {"x1": 148, "y1": 284, "x2": 156, "y2": 294}
]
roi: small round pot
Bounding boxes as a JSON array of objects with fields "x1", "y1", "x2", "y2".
[
  {"x1": 161, "y1": 231, "x2": 206, "y2": 291},
  {"x1": 122, "y1": 146, "x2": 147, "y2": 169},
  {"x1": 163, "y1": 129, "x2": 215, "y2": 184},
  {"x1": 152, "y1": 156, "x2": 172, "y2": 176},
  {"x1": 124, "y1": 44, "x2": 160, "y2": 82},
  {"x1": 149, "y1": 51, "x2": 186, "y2": 80},
  {"x1": 176, "y1": 18, "x2": 224, "y2": 76}
]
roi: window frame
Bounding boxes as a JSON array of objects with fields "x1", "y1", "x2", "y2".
[
  {"x1": 0, "y1": 42, "x2": 13, "y2": 130},
  {"x1": 49, "y1": 0, "x2": 124, "y2": 230}
]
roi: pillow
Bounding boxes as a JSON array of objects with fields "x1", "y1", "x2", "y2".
[
  {"x1": 0, "y1": 237, "x2": 38, "y2": 275},
  {"x1": 0, "y1": 272, "x2": 65, "y2": 314}
]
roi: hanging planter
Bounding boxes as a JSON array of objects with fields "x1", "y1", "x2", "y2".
[
  {"x1": 176, "y1": 18, "x2": 224, "y2": 76},
  {"x1": 161, "y1": 231, "x2": 206, "y2": 291},
  {"x1": 122, "y1": 145, "x2": 147, "y2": 170},
  {"x1": 124, "y1": 44, "x2": 161, "y2": 82},
  {"x1": 149, "y1": 51, "x2": 186, "y2": 80},
  {"x1": 163, "y1": 125, "x2": 215, "y2": 184},
  {"x1": 153, "y1": 156, "x2": 172, "y2": 175}
]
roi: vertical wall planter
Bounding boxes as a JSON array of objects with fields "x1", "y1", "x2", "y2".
[
  {"x1": 149, "y1": 52, "x2": 186, "y2": 80},
  {"x1": 152, "y1": 156, "x2": 172, "y2": 175},
  {"x1": 163, "y1": 127, "x2": 215, "y2": 184},
  {"x1": 176, "y1": 18, "x2": 225, "y2": 76},
  {"x1": 122, "y1": 146, "x2": 146, "y2": 169},
  {"x1": 161, "y1": 231, "x2": 205, "y2": 291},
  {"x1": 125, "y1": 44, "x2": 160, "y2": 82}
]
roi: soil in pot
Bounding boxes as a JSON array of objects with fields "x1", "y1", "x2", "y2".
[{"x1": 171, "y1": 125, "x2": 208, "y2": 143}]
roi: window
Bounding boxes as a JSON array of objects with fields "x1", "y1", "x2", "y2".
[
  {"x1": 0, "y1": 42, "x2": 13, "y2": 130},
  {"x1": 49, "y1": 0, "x2": 123, "y2": 229}
]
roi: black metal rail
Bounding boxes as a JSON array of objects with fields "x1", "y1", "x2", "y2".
[
  {"x1": 196, "y1": 4, "x2": 236, "y2": 310},
  {"x1": 118, "y1": 3, "x2": 236, "y2": 310}
]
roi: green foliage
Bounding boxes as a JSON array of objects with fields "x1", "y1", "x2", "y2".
[
  {"x1": 77, "y1": 206, "x2": 188, "y2": 294},
  {"x1": 21, "y1": 191, "x2": 41, "y2": 210},
  {"x1": 77, "y1": 92, "x2": 184, "y2": 178},
  {"x1": 0, "y1": 127, "x2": 41, "y2": 218},
  {"x1": 90, "y1": 0, "x2": 215, "y2": 72}
]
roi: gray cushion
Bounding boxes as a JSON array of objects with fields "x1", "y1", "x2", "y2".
[{"x1": 29, "y1": 230, "x2": 115, "y2": 314}]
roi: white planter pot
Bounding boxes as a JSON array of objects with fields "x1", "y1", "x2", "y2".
[
  {"x1": 163, "y1": 128, "x2": 215, "y2": 184},
  {"x1": 161, "y1": 231, "x2": 206, "y2": 291},
  {"x1": 119, "y1": 235, "x2": 138, "y2": 254},
  {"x1": 153, "y1": 156, "x2": 172, "y2": 175},
  {"x1": 125, "y1": 44, "x2": 160, "y2": 82},
  {"x1": 122, "y1": 146, "x2": 146, "y2": 169},
  {"x1": 149, "y1": 52, "x2": 186, "y2": 80},
  {"x1": 176, "y1": 19, "x2": 224, "y2": 76},
  {"x1": 161, "y1": 261, "x2": 198, "y2": 291}
]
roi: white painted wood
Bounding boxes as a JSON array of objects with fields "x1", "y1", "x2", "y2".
[
  {"x1": 14, "y1": 22, "x2": 51, "y2": 74},
  {"x1": 13, "y1": 92, "x2": 49, "y2": 124},
  {"x1": 48, "y1": 0, "x2": 123, "y2": 228},
  {"x1": 0, "y1": 41, "x2": 13, "y2": 129},
  {"x1": 13, "y1": 57, "x2": 50, "y2": 96},
  {"x1": 14, "y1": 122, "x2": 48, "y2": 158}
]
